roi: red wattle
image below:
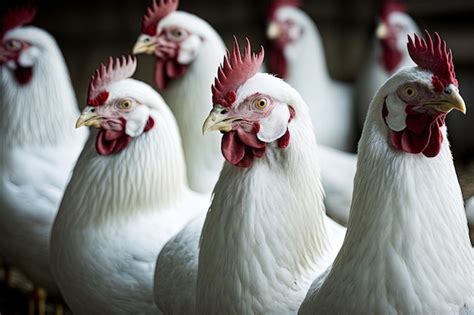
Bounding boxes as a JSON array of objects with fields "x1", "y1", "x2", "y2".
[
  {"x1": 154, "y1": 59, "x2": 187, "y2": 91},
  {"x1": 236, "y1": 148, "x2": 254, "y2": 168},
  {"x1": 14, "y1": 66, "x2": 33, "y2": 85},
  {"x1": 237, "y1": 128, "x2": 265, "y2": 148},
  {"x1": 277, "y1": 129, "x2": 291, "y2": 148},
  {"x1": 95, "y1": 116, "x2": 155, "y2": 156},
  {"x1": 96, "y1": 129, "x2": 132, "y2": 156},
  {"x1": 268, "y1": 43, "x2": 288, "y2": 79},
  {"x1": 400, "y1": 127, "x2": 431, "y2": 154},
  {"x1": 423, "y1": 123, "x2": 443, "y2": 157},
  {"x1": 222, "y1": 131, "x2": 246, "y2": 165},
  {"x1": 384, "y1": 102, "x2": 446, "y2": 158},
  {"x1": 380, "y1": 37, "x2": 402, "y2": 73}
]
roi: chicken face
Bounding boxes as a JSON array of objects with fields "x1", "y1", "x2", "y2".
[
  {"x1": 0, "y1": 35, "x2": 41, "y2": 84},
  {"x1": 381, "y1": 32, "x2": 465, "y2": 157},
  {"x1": 134, "y1": 21, "x2": 203, "y2": 90},
  {"x1": 203, "y1": 36, "x2": 296, "y2": 168},
  {"x1": 77, "y1": 97, "x2": 155, "y2": 156},
  {"x1": 0, "y1": 6, "x2": 39, "y2": 84},
  {"x1": 204, "y1": 88, "x2": 294, "y2": 168},
  {"x1": 133, "y1": 0, "x2": 205, "y2": 90},
  {"x1": 78, "y1": 56, "x2": 155, "y2": 156}
]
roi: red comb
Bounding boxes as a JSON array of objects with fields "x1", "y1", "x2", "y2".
[
  {"x1": 0, "y1": 5, "x2": 37, "y2": 39},
  {"x1": 87, "y1": 55, "x2": 137, "y2": 107},
  {"x1": 379, "y1": 0, "x2": 407, "y2": 22},
  {"x1": 212, "y1": 37, "x2": 264, "y2": 107},
  {"x1": 268, "y1": 0, "x2": 302, "y2": 19},
  {"x1": 407, "y1": 30, "x2": 458, "y2": 92},
  {"x1": 141, "y1": 0, "x2": 178, "y2": 36}
]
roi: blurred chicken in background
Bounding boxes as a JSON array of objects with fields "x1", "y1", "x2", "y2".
[
  {"x1": 133, "y1": 0, "x2": 225, "y2": 194},
  {"x1": 267, "y1": 0, "x2": 357, "y2": 225},
  {"x1": 356, "y1": 0, "x2": 419, "y2": 129},
  {"x1": 0, "y1": 6, "x2": 87, "y2": 314}
]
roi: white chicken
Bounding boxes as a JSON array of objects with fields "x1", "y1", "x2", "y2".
[
  {"x1": 356, "y1": 0, "x2": 419, "y2": 129},
  {"x1": 154, "y1": 38, "x2": 345, "y2": 314},
  {"x1": 0, "y1": 6, "x2": 87, "y2": 298},
  {"x1": 267, "y1": 0, "x2": 355, "y2": 152},
  {"x1": 300, "y1": 31, "x2": 474, "y2": 314},
  {"x1": 133, "y1": 0, "x2": 225, "y2": 194},
  {"x1": 267, "y1": 0, "x2": 357, "y2": 225},
  {"x1": 50, "y1": 56, "x2": 207, "y2": 314}
]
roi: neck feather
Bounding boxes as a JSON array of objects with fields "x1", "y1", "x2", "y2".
[
  {"x1": 161, "y1": 36, "x2": 225, "y2": 192},
  {"x1": 0, "y1": 49, "x2": 79, "y2": 146},
  {"x1": 312, "y1": 100, "x2": 474, "y2": 313},
  {"x1": 59, "y1": 108, "x2": 188, "y2": 225},
  {"x1": 285, "y1": 26, "x2": 329, "y2": 93},
  {"x1": 197, "y1": 111, "x2": 331, "y2": 313}
]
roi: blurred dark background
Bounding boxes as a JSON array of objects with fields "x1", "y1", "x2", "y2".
[{"x1": 1, "y1": 0, "x2": 474, "y2": 161}]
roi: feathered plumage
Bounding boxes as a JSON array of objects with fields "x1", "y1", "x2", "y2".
[
  {"x1": 50, "y1": 56, "x2": 207, "y2": 314},
  {"x1": 153, "y1": 38, "x2": 345, "y2": 314},
  {"x1": 300, "y1": 31, "x2": 473, "y2": 314},
  {"x1": 133, "y1": 0, "x2": 225, "y2": 193},
  {"x1": 356, "y1": 0, "x2": 419, "y2": 128},
  {"x1": 266, "y1": 1, "x2": 357, "y2": 225},
  {"x1": 0, "y1": 8, "x2": 87, "y2": 294}
]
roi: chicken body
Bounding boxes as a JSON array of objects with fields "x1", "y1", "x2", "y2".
[
  {"x1": 267, "y1": 4, "x2": 357, "y2": 225},
  {"x1": 154, "y1": 55, "x2": 345, "y2": 313},
  {"x1": 0, "y1": 26, "x2": 87, "y2": 293},
  {"x1": 50, "y1": 73, "x2": 207, "y2": 314},
  {"x1": 300, "y1": 35, "x2": 473, "y2": 313},
  {"x1": 134, "y1": 9, "x2": 225, "y2": 194}
]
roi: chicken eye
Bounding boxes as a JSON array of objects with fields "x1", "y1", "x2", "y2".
[
  {"x1": 403, "y1": 86, "x2": 417, "y2": 98},
  {"x1": 255, "y1": 98, "x2": 268, "y2": 110},
  {"x1": 5, "y1": 39, "x2": 21, "y2": 51},
  {"x1": 170, "y1": 28, "x2": 185, "y2": 39},
  {"x1": 119, "y1": 100, "x2": 133, "y2": 110}
]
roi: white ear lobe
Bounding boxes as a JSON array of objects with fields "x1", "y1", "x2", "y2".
[
  {"x1": 125, "y1": 106, "x2": 151, "y2": 137},
  {"x1": 18, "y1": 46, "x2": 40, "y2": 67},
  {"x1": 177, "y1": 35, "x2": 201, "y2": 64},
  {"x1": 385, "y1": 93, "x2": 407, "y2": 131},
  {"x1": 257, "y1": 105, "x2": 290, "y2": 143}
]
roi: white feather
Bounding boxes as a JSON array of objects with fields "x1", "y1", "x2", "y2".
[
  {"x1": 356, "y1": 11, "x2": 419, "y2": 128},
  {"x1": 157, "y1": 11, "x2": 226, "y2": 194},
  {"x1": 271, "y1": 6, "x2": 358, "y2": 226},
  {"x1": 50, "y1": 81, "x2": 208, "y2": 314},
  {"x1": 0, "y1": 26, "x2": 87, "y2": 294},
  {"x1": 300, "y1": 68, "x2": 474, "y2": 314},
  {"x1": 154, "y1": 74, "x2": 346, "y2": 314}
]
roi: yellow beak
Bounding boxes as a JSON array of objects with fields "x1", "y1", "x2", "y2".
[
  {"x1": 202, "y1": 106, "x2": 235, "y2": 134},
  {"x1": 76, "y1": 113, "x2": 103, "y2": 128},
  {"x1": 376, "y1": 23, "x2": 388, "y2": 39},
  {"x1": 132, "y1": 40, "x2": 157, "y2": 55},
  {"x1": 267, "y1": 22, "x2": 281, "y2": 40},
  {"x1": 425, "y1": 89, "x2": 466, "y2": 114}
]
